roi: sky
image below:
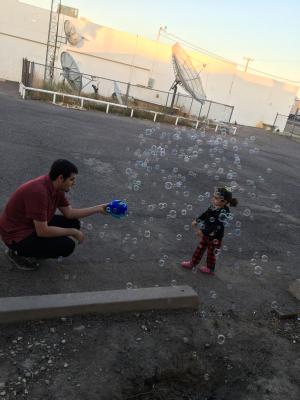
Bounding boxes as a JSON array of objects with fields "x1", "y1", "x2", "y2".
[{"x1": 22, "y1": 0, "x2": 300, "y2": 89}]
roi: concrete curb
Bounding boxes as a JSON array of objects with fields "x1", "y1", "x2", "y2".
[{"x1": 0, "y1": 285, "x2": 199, "y2": 324}]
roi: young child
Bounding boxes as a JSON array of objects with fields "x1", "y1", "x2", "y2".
[{"x1": 181, "y1": 187, "x2": 238, "y2": 275}]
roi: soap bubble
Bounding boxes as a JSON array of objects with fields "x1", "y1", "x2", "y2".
[
  {"x1": 266, "y1": 168, "x2": 272, "y2": 174},
  {"x1": 261, "y1": 255, "x2": 269, "y2": 263},
  {"x1": 271, "y1": 301, "x2": 279, "y2": 310},
  {"x1": 209, "y1": 290, "x2": 217, "y2": 299},
  {"x1": 272, "y1": 204, "x2": 281, "y2": 213},
  {"x1": 184, "y1": 225, "x2": 190, "y2": 231},
  {"x1": 126, "y1": 282, "x2": 133, "y2": 289},
  {"x1": 99, "y1": 232, "x2": 105, "y2": 239},
  {"x1": 254, "y1": 265, "x2": 262, "y2": 275},
  {"x1": 276, "y1": 265, "x2": 282, "y2": 273},
  {"x1": 144, "y1": 230, "x2": 151, "y2": 238},
  {"x1": 270, "y1": 193, "x2": 277, "y2": 199},
  {"x1": 243, "y1": 208, "x2": 251, "y2": 217},
  {"x1": 217, "y1": 334, "x2": 226, "y2": 345},
  {"x1": 176, "y1": 234, "x2": 182, "y2": 240},
  {"x1": 158, "y1": 259, "x2": 165, "y2": 267},
  {"x1": 165, "y1": 182, "x2": 173, "y2": 190},
  {"x1": 171, "y1": 280, "x2": 177, "y2": 286},
  {"x1": 86, "y1": 223, "x2": 93, "y2": 231},
  {"x1": 204, "y1": 373, "x2": 210, "y2": 381},
  {"x1": 169, "y1": 210, "x2": 177, "y2": 218},
  {"x1": 181, "y1": 209, "x2": 187, "y2": 216},
  {"x1": 218, "y1": 213, "x2": 227, "y2": 223}
]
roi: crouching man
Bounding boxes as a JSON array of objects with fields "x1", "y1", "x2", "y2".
[{"x1": 0, "y1": 159, "x2": 107, "y2": 270}]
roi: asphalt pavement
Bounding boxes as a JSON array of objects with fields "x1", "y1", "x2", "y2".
[{"x1": 0, "y1": 82, "x2": 299, "y2": 317}]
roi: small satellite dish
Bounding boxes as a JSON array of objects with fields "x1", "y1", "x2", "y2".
[
  {"x1": 60, "y1": 52, "x2": 82, "y2": 92},
  {"x1": 172, "y1": 42, "x2": 206, "y2": 104},
  {"x1": 64, "y1": 20, "x2": 82, "y2": 46}
]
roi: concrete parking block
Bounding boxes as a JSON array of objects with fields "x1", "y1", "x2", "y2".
[{"x1": 0, "y1": 285, "x2": 199, "y2": 323}]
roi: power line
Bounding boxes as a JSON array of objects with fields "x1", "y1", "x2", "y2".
[{"x1": 160, "y1": 30, "x2": 300, "y2": 85}]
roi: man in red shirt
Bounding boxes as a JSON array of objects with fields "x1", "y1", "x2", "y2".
[{"x1": 0, "y1": 159, "x2": 108, "y2": 270}]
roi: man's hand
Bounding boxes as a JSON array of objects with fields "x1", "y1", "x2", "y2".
[
  {"x1": 191, "y1": 220, "x2": 198, "y2": 227},
  {"x1": 99, "y1": 204, "x2": 109, "y2": 215},
  {"x1": 70, "y1": 229, "x2": 84, "y2": 244}
]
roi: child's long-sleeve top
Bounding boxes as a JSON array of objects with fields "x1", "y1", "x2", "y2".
[{"x1": 196, "y1": 205, "x2": 230, "y2": 240}]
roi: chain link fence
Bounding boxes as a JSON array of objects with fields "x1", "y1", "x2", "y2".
[
  {"x1": 273, "y1": 113, "x2": 300, "y2": 137},
  {"x1": 22, "y1": 59, "x2": 234, "y2": 123}
]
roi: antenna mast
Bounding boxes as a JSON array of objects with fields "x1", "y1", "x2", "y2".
[{"x1": 44, "y1": 0, "x2": 62, "y2": 81}]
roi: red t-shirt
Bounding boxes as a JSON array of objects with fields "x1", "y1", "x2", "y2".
[{"x1": 0, "y1": 175, "x2": 70, "y2": 244}]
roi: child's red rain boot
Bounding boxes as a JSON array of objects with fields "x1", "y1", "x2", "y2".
[
  {"x1": 199, "y1": 266, "x2": 215, "y2": 275},
  {"x1": 181, "y1": 261, "x2": 193, "y2": 269}
]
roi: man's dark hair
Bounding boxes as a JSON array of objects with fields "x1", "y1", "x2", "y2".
[{"x1": 49, "y1": 159, "x2": 78, "y2": 180}]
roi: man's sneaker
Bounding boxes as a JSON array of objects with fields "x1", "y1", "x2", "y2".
[
  {"x1": 199, "y1": 266, "x2": 215, "y2": 275},
  {"x1": 6, "y1": 249, "x2": 40, "y2": 271},
  {"x1": 181, "y1": 260, "x2": 194, "y2": 269}
]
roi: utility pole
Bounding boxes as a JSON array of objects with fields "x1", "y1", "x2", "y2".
[
  {"x1": 148, "y1": 26, "x2": 167, "y2": 87},
  {"x1": 243, "y1": 57, "x2": 254, "y2": 72}
]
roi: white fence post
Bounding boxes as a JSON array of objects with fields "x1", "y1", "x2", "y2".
[
  {"x1": 153, "y1": 113, "x2": 157, "y2": 122},
  {"x1": 195, "y1": 121, "x2": 199, "y2": 129},
  {"x1": 106, "y1": 103, "x2": 110, "y2": 114},
  {"x1": 130, "y1": 109, "x2": 134, "y2": 118},
  {"x1": 81, "y1": 98, "x2": 84, "y2": 108},
  {"x1": 53, "y1": 93, "x2": 56, "y2": 104},
  {"x1": 175, "y1": 117, "x2": 179, "y2": 126}
]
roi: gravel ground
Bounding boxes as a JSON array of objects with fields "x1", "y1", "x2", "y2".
[{"x1": 0, "y1": 82, "x2": 299, "y2": 399}]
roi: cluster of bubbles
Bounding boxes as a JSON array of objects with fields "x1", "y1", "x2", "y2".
[{"x1": 67, "y1": 122, "x2": 288, "y2": 316}]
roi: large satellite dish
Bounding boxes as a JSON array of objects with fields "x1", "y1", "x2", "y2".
[
  {"x1": 172, "y1": 42, "x2": 206, "y2": 104},
  {"x1": 64, "y1": 20, "x2": 82, "y2": 46},
  {"x1": 60, "y1": 52, "x2": 82, "y2": 92}
]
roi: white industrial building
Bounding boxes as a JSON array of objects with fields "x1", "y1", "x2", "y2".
[{"x1": 0, "y1": 0, "x2": 298, "y2": 131}]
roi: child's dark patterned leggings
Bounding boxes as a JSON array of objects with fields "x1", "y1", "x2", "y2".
[{"x1": 191, "y1": 235, "x2": 222, "y2": 271}]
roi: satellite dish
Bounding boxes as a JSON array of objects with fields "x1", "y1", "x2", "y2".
[
  {"x1": 172, "y1": 42, "x2": 206, "y2": 104},
  {"x1": 64, "y1": 20, "x2": 82, "y2": 46},
  {"x1": 60, "y1": 52, "x2": 82, "y2": 92}
]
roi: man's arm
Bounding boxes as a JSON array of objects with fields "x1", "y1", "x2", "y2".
[
  {"x1": 59, "y1": 204, "x2": 108, "y2": 219},
  {"x1": 34, "y1": 221, "x2": 84, "y2": 243}
]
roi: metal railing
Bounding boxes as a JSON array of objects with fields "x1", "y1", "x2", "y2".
[
  {"x1": 21, "y1": 58, "x2": 234, "y2": 124},
  {"x1": 19, "y1": 82, "x2": 220, "y2": 129}
]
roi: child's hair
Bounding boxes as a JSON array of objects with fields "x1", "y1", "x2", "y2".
[{"x1": 216, "y1": 187, "x2": 238, "y2": 207}]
